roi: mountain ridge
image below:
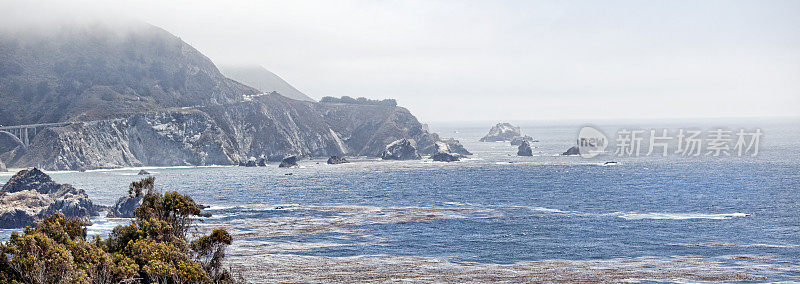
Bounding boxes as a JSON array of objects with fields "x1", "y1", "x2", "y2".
[
  {"x1": 0, "y1": 21, "x2": 258, "y2": 126},
  {"x1": 218, "y1": 65, "x2": 315, "y2": 102}
]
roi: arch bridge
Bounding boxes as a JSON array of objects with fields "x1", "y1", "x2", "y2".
[{"x1": 0, "y1": 122, "x2": 72, "y2": 150}]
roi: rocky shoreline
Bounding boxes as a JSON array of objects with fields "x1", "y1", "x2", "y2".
[
  {"x1": 0, "y1": 168, "x2": 100, "y2": 228},
  {"x1": 1, "y1": 94, "x2": 446, "y2": 171}
]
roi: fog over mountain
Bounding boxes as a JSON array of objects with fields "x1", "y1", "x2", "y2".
[
  {"x1": 0, "y1": 9, "x2": 442, "y2": 170},
  {"x1": 218, "y1": 65, "x2": 315, "y2": 102},
  {"x1": 1, "y1": 0, "x2": 799, "y2": 122},
  {"x1": 0, "y1": 21, "x2": 256, "y2": 125}
]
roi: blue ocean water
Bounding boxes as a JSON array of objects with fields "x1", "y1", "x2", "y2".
[{"x1": 1, "y1": 118, "x2": 799, "y2": 282}]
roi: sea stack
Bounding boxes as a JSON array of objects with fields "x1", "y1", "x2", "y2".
[
  {"x1": 107, "y1": 195, "x2": 144, "y2": 218},
  {"x1": 510, "y1": 135, "x2": 535, "y2": 146},
  {"x1": 431, "y1": 152, "x2": 460, "y2": 162},
  {"x1": 279, "y1": 156, "x2": 299, "y2": 167},
  {"x1": 517, "y1": 140, "x2": 533, "y2": 156},
  {"x1": 327, "y1": 156, "x2": 349, "y2": 164},
  {"x1": 442, "y1": 138, "x2": 472, "y2": 155},
  {"x1": 381, "y1": 139, "x2": 421, "y2": 160},
  {"x1": 562, "y1": 146, "x2": 580, "y2": 156},
  {"x1": 480, "y1": 123, "x2": 522, "y2": 142}
]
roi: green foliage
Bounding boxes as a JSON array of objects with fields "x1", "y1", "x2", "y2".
[
  {"x1": 0, "y1": 178, "x2": 235, "y2": 284},
  {"x1": 133, "y1": 189, "x2": 204, "y2": 240},
  {"x1": 128, "y1": 176, "x2": 155, "y2": 197},
  {"x1": 191, "y1": 229, "x2": 233, "y2": 282}
]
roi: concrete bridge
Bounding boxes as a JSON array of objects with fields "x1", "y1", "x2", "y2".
[{"x1": 0, "y1": 122, "x2": 72, "y2": 150}]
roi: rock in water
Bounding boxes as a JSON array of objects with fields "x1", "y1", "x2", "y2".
[
  {"x1": 243, "y1": 158, "x2": 258, "y2": 167},
  {"x1": 517, "y1": 140, "x2": 533, "y2": 156},
  {"x1": 106, "y1": 195, "x2": 143, "y2": 218},
  {"x1": 0, "y1": 210, "x2": 35, "y2": 228},
  {"x1": 327, "y1": 156, "x2": 349, "y2": 164},
  {"x1": 441, "y1": 138, "x2": 472, "y2": 155},
  {"x1": 510, "y1": 135, "x2": 535, "y2": 146},
  {"x1": 279, "y1": 156, "x2": 299, "y2": 168},
  {"x1": 137, "y1": 170, "x2": 150, "y2": 175},
  {"x1": 432, "y1": 141, "x2": 452, "y2": 154},
  {"x1": 0, "y1": 168, "x2": 99, "y2": 228},
  {"x1": 257, "y1": 158, "x2": 267, "y2": 167},
  {"x1": 380, "y1": 139, "x2": 421, "y2": 160},
  {"x1": 431, "y1": 152, "x2": 460, "y2": 162},
  {"x1": 562, "y1": 146, "x2": 580, "y2": 156},
  {"x1": 480, "y1": 123, "x2": 522, "y2": 142}
]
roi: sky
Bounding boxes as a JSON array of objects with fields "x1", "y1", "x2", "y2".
[{"x1": 3, "y1": 0, "x2": 800, "y2": 122}]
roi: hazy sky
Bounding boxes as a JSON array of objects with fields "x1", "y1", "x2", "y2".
[{"x1": 5, "y1": 0, "x2": 800, "y2": 122}]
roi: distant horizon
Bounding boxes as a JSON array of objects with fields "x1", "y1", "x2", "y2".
[{"x1": 422, "y1": 113, "x2": 800, "y2": 124}]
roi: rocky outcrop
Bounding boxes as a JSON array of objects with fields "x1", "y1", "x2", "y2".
[
  {"x1": 241, "y1": 158, "x2": 258, "y2": 167},
  {"x1": 237, "y1": 157, "x2": 267, "y2": 167},
  {"x1": 106, "y1": 195, "x2": 143, "y2": 218},
  {"x1": 432, "y1": 141, "x2": 451, "y2": 154},
  {"x1": 327, "y1": 156, "x2": 349, "y2": 164},
  {"x1": 0, "y1": 210, "x2": 35, "y2": 228},
  {"x1": 0, "y1": 168, "x2": 99, "y2": 228},
  {"x1": 480, "y1": 123, "x2": 522, "y2": 142},
  {"x1": 517, "y1": 140, "x2": 533, "y2": 156},
  {"x1": 7, "y1": 110, "x2": 237, "y2": 170},
  {"x1": 431, "y1": 152, "x2": 460, "y2": 162},
  {"x1": 510, "y1": 135, "x2": 535, "y2": 146},
  {"x1": 380, "y1": 139, "x2": 420, "y2": 160},
  {"x1": 428, "y1": 140, "x2": 465, "y2": 162},
  {"x1": 279, "y1": 156, "x2": 298, "y2": 168},
  {"x1": 562, "y1": 146, "x2": 580, "y2": 156},
  {"x1": 138, "y1": 170, "x2": 150, "y2": 175},
  {"x1": 441, "y1": 138, "x2": 471, "y2": 155},
  {"x1": 200, "y1": 94, "x2": 348, "y2": 162},
  {"x1": 3, "y1": 93, "x2": 446, "y2": 170},
  {"x1": 316, "y1": 102, "x2": 439, "y2": 157}
]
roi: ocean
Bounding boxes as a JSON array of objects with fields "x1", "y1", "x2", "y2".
[{"x1": 2, "y1": 118, "x2": 799, "y2": 282}]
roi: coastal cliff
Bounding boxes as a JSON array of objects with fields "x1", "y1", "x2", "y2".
[
  {"x1": 4, "y1": 93, "x2": 440, "y2": 170},
  {"x1": 0, "y1": 21, "x2": 444, "y2": 170}
]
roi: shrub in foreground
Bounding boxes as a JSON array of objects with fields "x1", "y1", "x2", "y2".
[{"x1": 0, "y1": 177, "x2": 234, "y2": 283}]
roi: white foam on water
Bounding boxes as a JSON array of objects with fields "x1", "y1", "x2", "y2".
[
  {"x1": 204, "y1": 205, "x2": 236, "y2": 210},
  {"x1": 618, "y1": 212, "x2": 750, "y2": 220},
  {"x1": 667, "y1": 242, "x2": 800, "y2": 248},
  {"x1": 519, "y1": 207, "x2": 751, "y2": 222},
  {"x1": 529, "y1": 206, "x2": 570, "y2": 214},
  {"x1": 85, "y1": 216, "x2": 130, "y2": 237}
]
